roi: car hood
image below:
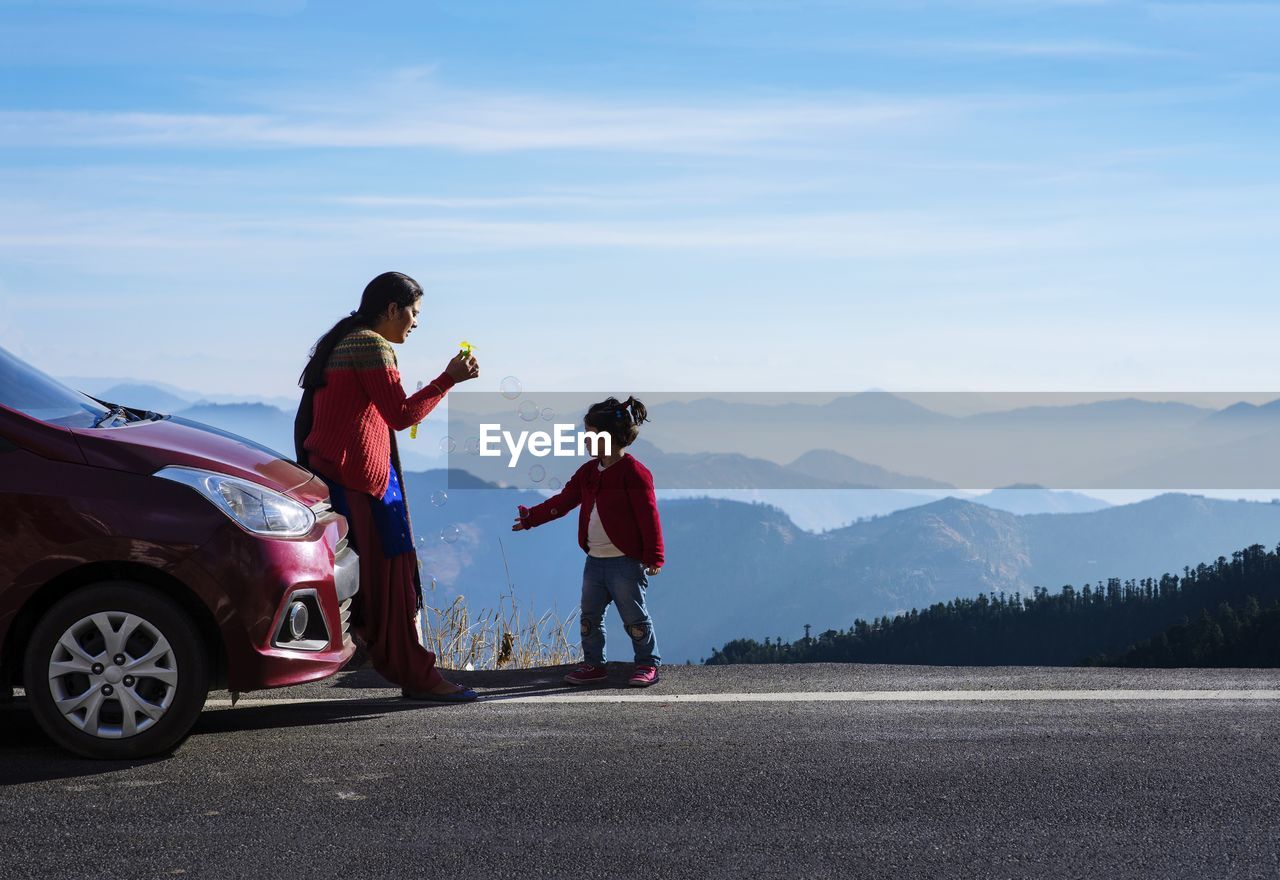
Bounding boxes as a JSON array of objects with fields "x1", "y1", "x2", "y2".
[{"x1": 72, "y1": 416, "x2": 330, "y2": 506}]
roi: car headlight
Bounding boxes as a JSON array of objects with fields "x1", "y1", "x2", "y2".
[{"x1": 155, "y1": 466, "x2": 316, "y2": 538}]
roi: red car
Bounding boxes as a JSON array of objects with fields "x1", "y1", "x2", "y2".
[{"x1": 0, "y1": 346, "x2": 358, "y2": 759}]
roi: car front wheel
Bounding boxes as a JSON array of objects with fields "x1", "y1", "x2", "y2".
[{"x1": 23, "y1": 581, "x2": 210, "y2": 759}]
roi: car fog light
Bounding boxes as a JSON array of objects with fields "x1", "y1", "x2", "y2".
[{"x1": 287, "y1": 601, "x2": 310, "y2": 640}]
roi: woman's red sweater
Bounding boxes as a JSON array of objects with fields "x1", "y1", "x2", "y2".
[
  {"x1": 303, "y1": 329, "x2": 455, "y2": 497},
  {"x1": 519, "y1": 454, "x2": 665, "y2": 568}
]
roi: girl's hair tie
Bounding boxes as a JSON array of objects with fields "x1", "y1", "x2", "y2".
[{"x1": 349, "y1": 309, "x2": 359, "y2": 317}]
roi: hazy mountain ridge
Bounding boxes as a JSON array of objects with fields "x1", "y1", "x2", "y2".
[
  {"x1": 64, "y1": 376, "x2": 299, "y2": 412},
  {"x1": 786, "y1": 448, "x2": 953, "y2": 490},
  {"x1": 964, "y1": 398, "x2": 1212, "y2": 427},
  {"x1": 971, "y1": 484, "x2": 1110, "y2": 515},
  {"x1": 1201, "y1": 399, "x2": 1280, "y2": 426}
]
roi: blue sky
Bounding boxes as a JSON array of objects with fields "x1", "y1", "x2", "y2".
[{"x1": 1, "y1": 0, "x2": 1278, "y2": 400}]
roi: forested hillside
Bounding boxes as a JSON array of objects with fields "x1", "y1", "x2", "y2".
[{"x1": 707, "y1": 543, "x2": 1280, "y2": 667}]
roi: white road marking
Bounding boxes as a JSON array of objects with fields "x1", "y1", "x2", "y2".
[
  {"x1": 481, "y1": 689, "x2": 1280, "y2": 704},
  {"x1": 205, "y1": 697, "x2": 341, "y2": 707},
  {"x1": 203, "y1": 689, "x2": 1280, "y2": 709}
]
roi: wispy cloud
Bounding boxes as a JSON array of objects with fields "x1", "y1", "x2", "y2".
[
  {"x1": 329, "y1": 194, "x2": 662, "y2": 211},
  {"x1": 698, "y1": 0, "x2": 1119, "y2": 8},
  {"x1": 4, "y1": 186, "x2": 1276, "y2": 262},
  {"x1": 898, "y1": 39, "x2": 1181, "y2": 58},
  {"x1": 0, "y1": 89, "x2": 932, "y2": 154},
  {"x1": 0, "y1": 0, "x2": 305, "y2": 14},
  {"x1": 326, "y1": 176, "x2": 842, "y2": 212},
  {"x1": 1145, "y1": 2, "x2": 1280, "y2": 19},
  {"x1": 5, "y1": 62, "x2": 1256, "y2": 161}
]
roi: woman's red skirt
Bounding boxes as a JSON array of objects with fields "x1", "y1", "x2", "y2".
[{"x1": 310, "y1": 456, "x2": 442, "y2": 691}]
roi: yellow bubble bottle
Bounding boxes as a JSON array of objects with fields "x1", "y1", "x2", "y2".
[{"x1": 409, "y1": 380, "x2": 424, "y2": 439}]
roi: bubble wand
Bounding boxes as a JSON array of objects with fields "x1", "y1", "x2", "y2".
[{"x1": 410, "y1": 341, "x2": 474, "y2": 440}]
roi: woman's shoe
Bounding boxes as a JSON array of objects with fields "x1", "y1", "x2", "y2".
[{"x1": 400, "y1": 686, "x2": 479, "y2": 703}]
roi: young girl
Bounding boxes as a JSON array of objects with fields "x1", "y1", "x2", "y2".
[{"x1": 511, "y1": 396, "x2": 665, "y2": 687}]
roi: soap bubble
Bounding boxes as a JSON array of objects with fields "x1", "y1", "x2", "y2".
[
  {"x1": 500, "y1": 376, "x2": 522, "y2": 400},
  {"x1": 548, "y1": 478, "x2": 562, "y2": 491},
  {"x1": 518, "y1": 401, "x2": 539, "y2": 422},
  {"x1": 439, "y1": 436, "x2": 457, "y2": 454},
  {"x1": 541, "y1": 407, "x2": 555, "y2": 421},
  {"x1": 529, "y1": 464, "x2": 546, "y2": 483},
  {"x1": 430, "y1": 490, "x2": 448, "y2": 508},
  {"x1": 464, "y1": 436, "x2": 481, "y2": 455},
  {"x1": 440, "y1": 525, "x2": 461, "y2": 544},
  {"x1": 550, "y1": 507, "x2": 558, "y2": 515}
]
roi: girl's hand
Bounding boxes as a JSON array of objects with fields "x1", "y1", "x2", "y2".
[
  {"x1": 646, "y1": 565, "x2": 662, "y2": 576},
  {"x1": 512, "y1": 505, "x2": 530, "y2": 531},
  {"x1": 445, "y1": 351, "x2": 480, "y2": 383}
]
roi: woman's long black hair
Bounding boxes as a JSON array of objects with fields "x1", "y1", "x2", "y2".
[
  {"x1": 298, "y1": 271, "x2": 423, "y2": 392},
  {"x1": 294, "y1": 271, "x2": 423, "y2": 464},
  {"x1": 584, "y1": 396, "x2": 649, "y2": 450}
]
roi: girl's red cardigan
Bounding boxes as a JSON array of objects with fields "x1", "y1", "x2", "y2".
[
  {"x1": 519, "y1": 454, "x2": 665, "y2": 569},
  {"x1": 303, "y1": 329, "x2": 454, "y2": 497}
]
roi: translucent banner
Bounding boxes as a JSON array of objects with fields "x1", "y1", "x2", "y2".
[{"x1": 429, "y1": 391, "x2": 1280, "y2": 492}]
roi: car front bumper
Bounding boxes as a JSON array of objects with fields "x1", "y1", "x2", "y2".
[{"x1": 172, "y1": 513, "x2": 360, "y2": 692}]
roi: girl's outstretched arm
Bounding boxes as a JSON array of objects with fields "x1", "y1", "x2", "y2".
[{"x1": 512, "y1": 463, "x2": 585, "y2": 530}]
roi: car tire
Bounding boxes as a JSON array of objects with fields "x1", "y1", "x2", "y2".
[{"x1": 23, "y1": 581, "x2": 210, "y2": 760}]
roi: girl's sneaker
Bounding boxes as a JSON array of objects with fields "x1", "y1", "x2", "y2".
[
  {"x1": 629, "y1": 665, "x2": 659, "y2": 687},
  {"x1": 564, "y1": 663, "x2": 608, "y2": 685}
]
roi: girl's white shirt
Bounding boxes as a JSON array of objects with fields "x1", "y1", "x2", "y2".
[{"x1": 586, "y1": 458, "x2": 625, "y2": 558}]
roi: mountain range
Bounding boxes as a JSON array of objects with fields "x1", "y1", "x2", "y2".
[{"x1": 403, "y1": 467, "x2": 1280, "y2": 662}]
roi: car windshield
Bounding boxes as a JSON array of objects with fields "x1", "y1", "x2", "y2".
[{"x1": 0, "y1": 345, "x2": 111, "y2": 428}]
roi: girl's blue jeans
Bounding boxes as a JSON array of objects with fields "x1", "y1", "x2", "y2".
[{"x1": 580, "y1": 555, "x2": 660, "y2": 667}]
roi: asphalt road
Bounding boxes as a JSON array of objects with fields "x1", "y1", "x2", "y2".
[{"x1": 3, "y1": 664, "x2": 1279, "y2": 880}]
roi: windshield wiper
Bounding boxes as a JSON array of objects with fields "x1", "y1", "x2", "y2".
[{"x1": 92, "y1": 404, "x2": 130, "y2": 428}]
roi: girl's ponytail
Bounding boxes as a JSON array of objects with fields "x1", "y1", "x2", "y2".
[{"x1": 623, "y1": 396, "x2": 648, "y2": 426}]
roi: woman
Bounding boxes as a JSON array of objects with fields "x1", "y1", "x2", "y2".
[{"x1": 294, "y1": 271, "x2": 479, "y2": 701}]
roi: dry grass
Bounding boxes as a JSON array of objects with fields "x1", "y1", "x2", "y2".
[
  {"x1": 416, "y1": 581, "x2": 580, "y2": 671},
  {"x1": 415, "y1": 537, "x2": 579, "y2": 670}
]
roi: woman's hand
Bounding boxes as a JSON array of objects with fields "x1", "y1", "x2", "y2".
[
  {"x1": 446, "y1": 351, "x2": 480, "y2": 383},
  {"x1": 646, "y1": 565, "x2": 662, "y2": 576},
  {"x1": 511, "y1": 505, "x2": 529, "y2": 531}
]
